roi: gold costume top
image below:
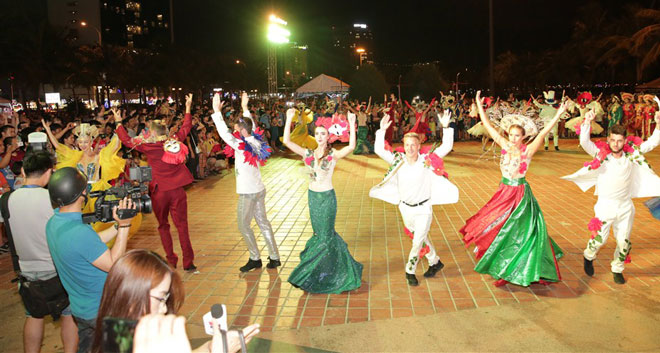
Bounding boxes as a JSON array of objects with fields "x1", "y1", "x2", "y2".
[{"x1": 281, "y1": 109, "x2": 318, "y2": 150}]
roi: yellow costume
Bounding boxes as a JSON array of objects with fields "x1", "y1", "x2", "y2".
[
  {"x1": 281, "y1": 108, "x2": 318, "y2": 149},
  {"x1": 55, "y1": 135, "x2": 142, "y2": 241}
]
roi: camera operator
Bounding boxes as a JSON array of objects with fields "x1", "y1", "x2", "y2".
[
  {"x1": 1, "y1": 152, "x2": 77, "y2": 353},
  {"x1": 114, "y1": 94, "x2": 197, "y2": 272},
  {"x1": 46, "y1": 167, "x2": 135, "y2": 353}
]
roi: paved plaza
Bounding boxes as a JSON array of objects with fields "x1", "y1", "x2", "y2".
[{"x1": 1, "y1": 138, "x2": 659, "y2": 352}]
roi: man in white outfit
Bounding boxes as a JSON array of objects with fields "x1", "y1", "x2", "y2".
[
  {"x1": 562, "y1": 104, "x2": 660, "y2": 284},
  {"x1": 370, "y1": 110, "x2": 458, "y2": 286},
  {"x1": 211, "y1": 92, "x2": 280, "y2": 272}
]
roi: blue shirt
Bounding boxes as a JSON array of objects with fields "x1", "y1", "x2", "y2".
[{"x1": 46, "y1": 209, "x2": 109, "y2": 320}]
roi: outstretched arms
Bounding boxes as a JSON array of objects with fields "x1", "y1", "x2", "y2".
[
  {"x1": 282, "y1": 108, "x2": 307, "y2": 157},
  {"x1": 475, "y1": 91, "x2": 507, "y2": 147},
  {"x1": 433, "y1": 109, "x2": 454, "y2": 158},
  {"x1": 209, "y1": 93, "x2": 241, "y2": 150},
  {"x1": 374, "y1": 114, "x2": 395, "y2": 164}
]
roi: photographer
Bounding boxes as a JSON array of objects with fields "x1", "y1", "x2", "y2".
[
  {"x1": 1, "y1": 152, "x2": 77, "y2": 353},
  {"x1": 46, "y1": 167, "x2": 135, "y2": 353}
]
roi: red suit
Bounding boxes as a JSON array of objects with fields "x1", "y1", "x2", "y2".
[
  {"x1": 116, "y1": 114, "x2": 195, "y2": 268},
  {"x1": 384, "y1": 100, "x2": 398, "y2": 144},
  {"x1": 622, "y1": 103, "x2": 635, "y2": 134}
]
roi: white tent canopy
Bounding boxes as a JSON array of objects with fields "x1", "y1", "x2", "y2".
[{"x1": 295, "y1": 74, "x2": 350, "y2": 95}]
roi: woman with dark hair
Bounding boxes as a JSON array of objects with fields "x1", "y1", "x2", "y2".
[
  {"x1": 282, "y1": 107, "x2": 363, "y2": 294},
  {"x1": 92, "y1": 250, "x2": 258, "y2": 353},
  {"x1": 460, "y1": 91, "x2": 568, "y2": 287}
]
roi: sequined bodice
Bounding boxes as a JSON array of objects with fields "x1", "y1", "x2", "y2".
[
  {"x1": 500, "y1": 143, "x2": 531, "y2": 179},
  {"x1": 305, "y1": 149, "x2": 336, "y2": 192},
  {"x1": 77, "y1": 161, "x2": 98, "y2": 182}
]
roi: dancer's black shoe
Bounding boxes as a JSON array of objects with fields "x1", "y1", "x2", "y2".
[
  {"x1": 423, "y1": 261, "x2": 445, "y2": 278},
  {"x1": 240, "y1": 259, "x2": 262, "y2": 272},
  {"x1": 406, "y1": 273, "x2": 419, "y2": 286}
]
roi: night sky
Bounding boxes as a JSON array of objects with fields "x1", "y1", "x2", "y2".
[{"x1": 172, "y1": 1, "x2": 648, "y2": 74}]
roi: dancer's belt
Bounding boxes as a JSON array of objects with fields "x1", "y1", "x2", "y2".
[
  {"x1": 402, "y1": 198, "x2": 429, "y2": 207},
  {"x1": 501, "y1": 177, "x2": 527, "y2": 186}
]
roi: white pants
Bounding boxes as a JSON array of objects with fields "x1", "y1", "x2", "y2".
[
  {"x1": 399, "y1": 203, "x2": 440, "y2": 274},
  {"x1": 583, "y1": 198, "x2": 634, "y2": 273},
  {"x1": 544, "y1": 123, "x2": 559, "y2": 147}
]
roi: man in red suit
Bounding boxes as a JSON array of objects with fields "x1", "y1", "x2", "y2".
[{"x1": 115, "y1": 94, "x2": 197, "y2": 272}]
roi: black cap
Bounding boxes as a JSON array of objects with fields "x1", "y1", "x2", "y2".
[{"x1": 48, "y1": 167, "x2": 88, "y2": 207}]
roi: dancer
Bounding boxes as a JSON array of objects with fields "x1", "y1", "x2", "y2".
[
  {"x1": 370, "y1": 109, "x2": 457, "y2": 286},
  {"x1": 565, "y1": 92, "x2": 605, "y2": 136},
  {"x1": 562, "y1": 104, "x2": 660, "y2": 284},
  {"x1": 531, "y1": 90, "x2": 568, "y2": 151},
  {"x1": 404, "y1": 98, "x2": 436, "y2": 143},
  {"x1": 283, "y1": 107, "x2": 362, "y2": 293},
  {"x1": 345, "y1": 98, "x2": 374, "y2": 154},
  {"x1": 621, "y1": 92, "x2": 636, "y2": 134},
  {"x1": 116, "y1": 94, "x2": 197, "y2": 272},
  {"x1": 607, "y1": 95, "x2": 623, "y2": 130},
  {"x1": 211, "y1": 92, "x2": 280, "y2": 272},
  {"x1": 461, "y1": 91, "x2": 566, "y2": 287},
  {"x1": 41, "y1": 119, "x2": 142, "y2": 235}
]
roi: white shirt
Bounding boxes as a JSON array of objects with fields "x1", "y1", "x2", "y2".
[
  {"x1": 7, "y1": 187, "x2": 57, "y2": 272},
  {"x1": 211, "y1": 112, "x2": 265, "y2": 194},
  {"x1": 596, "y1": 155, "x2": 633, "y2": 201},
  {"x1": 397, "y1": 155, "x2": 432, "y2": 205}
]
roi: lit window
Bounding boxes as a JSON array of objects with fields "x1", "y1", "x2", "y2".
[
  {"x1": 164, "y1": 22, "x2": 168, "y2": 28},
  {"x1": 70, "y1": 19, "x2": 77, "y2": 24},
  {"x1": 157, "y1": 14, "x2": 163, "y2": 21},
  {"x1": 128, "y1": 41, "x2": 134, "y2": 48}
]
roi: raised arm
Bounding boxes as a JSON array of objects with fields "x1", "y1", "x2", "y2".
[
  {"x1": 475, "y1": 91, "x2": 507, "y2": 147},
  {"x1": 578, "y1": 110, "x2": 599, "y2": 157},
  {"x1": 343, "y1": 101, "x2": 358, "y2": 115},
  {"x1": 282, "y1": 108, "x2": 307, "y2": 157},
  {"x1": 374, "y1": 114, "x2": 396, "y2": 164},
  {"x1": 334, "y1": 112, "x2": 356, "y2": 160},
  {"x1": 41, "y1": 119, "x2": 60, "y2": 150},
  {"x1": 209, "y1": 93, "x2": 241, "y2": 150},
  {"x1": 433, "y1": 109, "x2": 454, "y2": 158},
  {"x1": 640, "y1": 107, "x2": 660, "y2": 153},
  {"x1": 366, "y1": 96, "x2": 372, "y2": 114},
  {"x1": 527, "y1": 101, "x2": 569, "y2": 156}
]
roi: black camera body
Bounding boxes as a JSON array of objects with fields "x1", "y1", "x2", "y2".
[{"x1": 82, "y1": 166, "x2": 153, "y2": 224}]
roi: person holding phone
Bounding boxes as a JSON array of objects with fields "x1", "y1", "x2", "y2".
[
  {"x1": 91, "y1": 250, "x2": 259, "y2": 353},
  {"x1": 46, "y1": 167, "x2": 136, "y2": 353}
]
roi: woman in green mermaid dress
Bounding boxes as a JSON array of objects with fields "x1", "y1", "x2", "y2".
[
  {"x1": 282, "y1": 107, "x2": 363, "y2": 294},
  {"x1": 461, "y1": 91, "x2": 568, "y2": 287}
]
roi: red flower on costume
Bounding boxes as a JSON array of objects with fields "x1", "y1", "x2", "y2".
[
  {"x1": 501, "y1": 149, "x2": 507, "y2": 155},
  {"x1": 623, "y1": 144, "x2": 634, "y2": 153},
  {"x1": 624, "y1": 253, "x2": 631, "y2": 264},
  {"x1": 626, "y1": 135, "x2": 642, "y2": 146},
  {"x1": 584, "y1": 159, "x2": 601, "y2": 170},
  {"x1": 404, "y1": 227, "x2": 430, "y2": 257},
  {"x1": 424, "y1": 153, "x2": 449, "y2": 178},
  {"x1": 588, "y1": 217, "x2": 603, "y2": 239},
  {"x1": 577, "y1": 92, "x2": 593, "y2": 108},
  {"x1": 519, "y1": 161, "x2": 528, "y2": 174},
  {"x1": 327, "y1": 156, "x2": 333, "y2": 162},
  {"x1": 304, "y1": 156, "x2": 314, "y2": 166}
]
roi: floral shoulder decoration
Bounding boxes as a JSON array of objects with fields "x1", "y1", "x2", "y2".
[
  {"x1": 383, "y1": 141, "x2": 449, "y2": 179},
  {"x1": 223, "y1": 127, "x2": 272, "y2": 167},
  {"x1": 304, "y1": 148, "x2": 334, "y2": 180},
  {"x1": 583, "y1": 135, "x2": 647, "y2": 171}
]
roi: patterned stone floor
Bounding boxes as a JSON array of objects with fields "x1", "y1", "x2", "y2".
[{"x1": 0, "y1": 137, "x2": 659, "y2": 351}]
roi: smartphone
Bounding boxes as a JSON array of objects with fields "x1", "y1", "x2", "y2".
[{"x1": 102, "y1": 317, "x2": 138, "y2": 353}]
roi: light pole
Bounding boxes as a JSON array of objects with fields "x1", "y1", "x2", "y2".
[
  {"x1": 266, "y1": 14, "x2": 290, "y2": 95},
  {"x1": 80, "y1": 21, "x2": 102, "y2": 46}
]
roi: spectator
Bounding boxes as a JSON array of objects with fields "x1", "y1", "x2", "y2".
[{"x1": 2, "y1": 152, "x2": 78, "y2": 353}]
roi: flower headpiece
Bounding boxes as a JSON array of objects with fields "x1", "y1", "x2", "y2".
[
  {"x1": 73, "y1": 123, "x2": 99, "y2": 140},
  {"x1": 315, "y1": 116, "x2": 349, "y2": 143},
  {"x1": 577, "y1": 92, "x2": 593, "y2": 107},
  {"x1": 500, "y1": 114, "x2": 539, "y2": 138}
]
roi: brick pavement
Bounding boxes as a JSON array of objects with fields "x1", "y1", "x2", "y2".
[{"x1": 0, "y1": 138, "x2": 658, "y2": 347}]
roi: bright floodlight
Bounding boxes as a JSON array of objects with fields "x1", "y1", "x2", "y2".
[
  {"x1": 81, "y1": 21, "x2": 88, "y2": 26},
  {"x1": 356, "y1": 48, "x2": 365, "y2": 53},
  {"x1": 267, "y1": 22, "x2": 290, "y2": 44},
  {"x1": 269, "y1": 14, "x2": 287, "y2": 25}
]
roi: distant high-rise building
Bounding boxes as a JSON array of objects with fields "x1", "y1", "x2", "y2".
[
  {"x1": 281, "y1": 44, "x2": 309, "y2": 87},
  {"x1": 331, "y1": 22, "x2": 374, "y2": 66},
  {"x1": 47, "y1": 0, "x2": 173, "y2": 49}
]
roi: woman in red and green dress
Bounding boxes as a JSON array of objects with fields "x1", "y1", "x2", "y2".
[{"x1": 460, "y1": 91, "x2": 568, "y2": 287}]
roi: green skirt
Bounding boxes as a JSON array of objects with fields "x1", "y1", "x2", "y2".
[
  {"x1": 474, "y1": 179, "x2": 563, "y2": 286},
  {"x1": 288, "y1": 189, "x2": 363, "y2": 294}
]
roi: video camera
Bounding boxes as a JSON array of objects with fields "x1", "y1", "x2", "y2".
[{"x1": 82, "y1": 166, "x2": 153, "y2": 224}]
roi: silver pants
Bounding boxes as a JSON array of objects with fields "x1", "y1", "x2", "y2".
[{"x1": 237, "y1": 189, "x2": 279, "y2": 261}]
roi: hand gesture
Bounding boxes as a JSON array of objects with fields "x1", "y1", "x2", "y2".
[
  {"x1": 41, "y1": 119, "x2": 51, "y2": 132},
  {"x1": 112, "y1": 197, "x2": 136, "y2": 226},
  {"x1": 285, "y1": 108, "x2": 296, "y2": 122},
  {"x1": 112, "y1": 107, "x2": 122, "y2": 123},
  {"x1": 347, "y1": 112, "x2": 356, "y2": 127},
  {"x1": 380, "y1": 113, "x2": 392, "y2": 131},
  {"x1": 241, "y1": 92, "x2": 249, "y2": 111},
  {"x1": 437, "y1": 109, "x2": 451, "y2": 128},
  {"x1": 209, "y1": 322, "x2": 260, "y2": 353},
  {"x1": 185, "y1": 93, "x2": 193, "y2": 109},
  {"x1": 66, "y1": 122, "x2": 76, "y2": 130},
  {"x1": 475, "y1": 90, "x2": 484, "y2": 108},
  {"x1": 584, "y1": 109, "x2": 596, "y2": 124},
  {"x1": 212, "y1": 93, "x2": 224, "y2": 113},
  {"x1": 556, "y1": 101, "x2": 569, "y2": 117},
  {"x1": 133, "y1": 314, "x2": 192, "y2": 353}
]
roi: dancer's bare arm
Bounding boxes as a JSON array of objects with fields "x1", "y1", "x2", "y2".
[
  {"x1": 475, "y1": 91, "x2": 507, "y2": 147},
  {"x1": 282, "y1": 108, "x2": 307, "y2": 157}
]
